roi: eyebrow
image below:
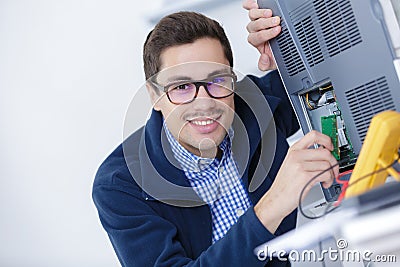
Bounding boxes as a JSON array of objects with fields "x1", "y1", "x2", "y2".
[{"x1": 163, "y1": 68, "x2": 231, "y2": 84}]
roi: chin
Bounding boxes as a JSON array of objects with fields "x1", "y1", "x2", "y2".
[{"x1": 196, "y1": 134, "x2": 226, "y2": 150}]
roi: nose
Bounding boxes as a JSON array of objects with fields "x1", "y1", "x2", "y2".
[
  {"x1": 197, "y1": 84, "x2": 211, "y2": 98},
  {"x1": 193, "y1": 84, "x2": 216, "y2": 109}
]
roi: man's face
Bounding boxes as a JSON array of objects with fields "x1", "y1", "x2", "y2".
[{"x1": 148, "y1": 38, "x2": 235, "y2": 158}]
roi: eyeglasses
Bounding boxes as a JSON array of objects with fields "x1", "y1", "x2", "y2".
[{"x1": 151, "y1": 73, "x2": 237, "y2": 104}]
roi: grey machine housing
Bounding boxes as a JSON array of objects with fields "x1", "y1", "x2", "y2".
[{"x1": 258, "y1": 0, "x2": 400, "y2": 201}]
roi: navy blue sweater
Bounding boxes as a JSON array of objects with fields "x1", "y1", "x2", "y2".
[{"x1": 92, "y1": 71, "x2": 300, "y2": 266}]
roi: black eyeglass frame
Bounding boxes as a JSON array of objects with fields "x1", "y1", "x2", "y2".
[{"x1": 150, "y1": 72, "x2": 237, "y2": 105}]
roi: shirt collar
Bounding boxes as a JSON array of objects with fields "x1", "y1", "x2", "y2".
[{"x1": 163, "y1": 121, "x2": 234, "y2": 173}]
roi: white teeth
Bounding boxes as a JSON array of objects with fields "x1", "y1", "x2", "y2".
[{"x1": 191, "y1": 119, "x2": 214, "y2": 126}]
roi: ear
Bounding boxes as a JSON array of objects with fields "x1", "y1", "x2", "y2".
[{"x1": 146, "y1": 82, "x2": 162, "y2": 111}]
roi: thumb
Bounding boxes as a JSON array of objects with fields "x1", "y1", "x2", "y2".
[{"x1": 258, "y1": 54, "x2": 271, "y2": 71}]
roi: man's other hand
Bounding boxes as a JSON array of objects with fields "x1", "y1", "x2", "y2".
[
  {"x1": 254, "y1": 131, "x2": 339, "y2": 233},
  {"x1": 243, "y1": 0, "x2": 281, "y2": 71}
]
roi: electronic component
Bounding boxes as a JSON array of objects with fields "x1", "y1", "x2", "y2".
[
  {"x1": 300, "y1": 83, "x2": 357, "y2": 171},
  {"x1": 321, "y1": 115, "x2": 339, "y2": 160},
  {"x1": 345, "y1": 111, "x2": 400, "y2": 198}
]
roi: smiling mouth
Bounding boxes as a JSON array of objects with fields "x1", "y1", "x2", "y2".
[
  {"x1": 185, "y1": 115, "x2": 223, "y2": 135},
  {"x1": 190, "y1": 119, "x2": 215, "y2": 126},
  {"x1": 188, "y1": 115, "x2": 221, "y2": 125}
]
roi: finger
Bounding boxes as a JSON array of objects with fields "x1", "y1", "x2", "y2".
[
  {"x1": 308, "y1": 170, "x2": 335, "y2": 189},
  {"x1": 298, "y1": 171, "x2": 333, "y2": 200},
  {"x1": 316, "y1": 146, "x2": 339, "y2": 178},
  {"x1": 247, "y1": 27, "x2": 281, "y2": 47},
  {"x1": 321, "y1": 179, "x2": 334, "y2": 189},
  {"x1": 246, "y1": 16, "x2": 280, "y2": 32},
  {"x1": 291, "y1": 130, "x2": 334, "y2": 151},
  {"x1": 306, "y1": 153, "x2": 339, "y2": 180},
  {"x1": 261, "y1": 44, "x2": 277, "y2": 70},
  {"x1": 258, "y1": 52, "x2": 277, "y2": 71},
  {"x1": 289, "y1": 148, "x2": 339, "y2": 177},
  {"x1": 290, "y1": 148, "x2": 334, "y2": 162},
  {"x1": 242, "y1": 0, "x2": 258, "y2": 10},
  {"x1": 258, "y1": 54, "x2": 272, "y2": 71},
  {"x1": 248, "y1": 8, "x2": 272, "y2": 21},
  {"x1": 299, "y1": 160, "x2": 334, "y2": 173}
]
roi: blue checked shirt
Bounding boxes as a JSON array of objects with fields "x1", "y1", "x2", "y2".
[{"x1": 164, "y1": 123, "x2": 252, "y2": 243}]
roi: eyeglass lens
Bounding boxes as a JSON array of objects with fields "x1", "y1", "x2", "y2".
[{"x1": 166, "y1": 75, "x2": 234, "y2": 104}]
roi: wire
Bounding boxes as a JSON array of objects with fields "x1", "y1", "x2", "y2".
[
  {"x1": 337, "y1": 170, "x2": 353, "y2": 181},
  {"x1": 333, "y1": 170, "x2": 352, "y2": 206},
  {"x1": 319, "y1": 84, "x2": 333, "y2": 91},
  {"x1": 334, "y1": 184, "x2": 348, "y2": 207},
  {"x1": 305, "y1": 93, "x2": 314, "y2": 110},
  {"x1": 298, "y1": 152, "x2": 400, "y2": 220}
]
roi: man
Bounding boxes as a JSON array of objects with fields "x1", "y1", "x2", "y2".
[{"x1": 92, "y1": 11, "x2": 338, "y2": 266}]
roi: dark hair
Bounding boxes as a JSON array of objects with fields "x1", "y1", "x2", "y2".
[{"x1": 143, "y1": 11, "x2": 233, "y2": 80}]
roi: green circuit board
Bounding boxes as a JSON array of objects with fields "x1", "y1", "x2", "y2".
[{"x1": 321, "y1": 115, "x2": 340, "y2": 160}]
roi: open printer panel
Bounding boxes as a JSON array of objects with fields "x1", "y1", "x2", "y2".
[{"x1": 258, "y1": 0, "x2": 400, "y2": 201}]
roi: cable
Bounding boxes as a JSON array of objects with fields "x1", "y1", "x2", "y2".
[
  {"x1": 305, "y1": 93, "x2": 314, "y2": 110},
  {"x1": 333, "y1": 170, "x2": 352, "y2": 206},
  {"x1": 337, "y1": 170, "x2": 353, "y2": 180},
  {"x1": 319, "y1": 84, "x2": 333, "y2": 91},
  {"x1": 298, "y1": 152, "x2": 400, "y2": 220}
]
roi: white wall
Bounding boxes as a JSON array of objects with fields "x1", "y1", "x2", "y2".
[{"x1": 0, "y1": 0, "x2": 262, "y2": 266}]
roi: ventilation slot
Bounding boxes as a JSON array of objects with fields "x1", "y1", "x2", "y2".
[
  {"x1": 276, "y1": 21, "x2": 306, "y2": 76},
  {"x1": 345, "y1": 77, "x2": 395, "y2": 142},
  {"x1": 314, "y1": 0, "x2": 362, "y2": 57},
  {"x1": 294, "y1": 16, "x2": 324, "y2": 67}
]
